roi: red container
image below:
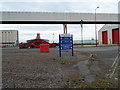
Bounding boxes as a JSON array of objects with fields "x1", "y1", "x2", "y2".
[{"x1": 40, "y1": 44, "x2": 50, "y2": 52}]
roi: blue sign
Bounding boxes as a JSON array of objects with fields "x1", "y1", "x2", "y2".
[
  {"x1": 61, "y1": 43, "x2": 72, "y2": 50},
  {"x1": 60, "y1": 36, "x2": 73, "y2": 50},
  {"x1": 59, "y1": 34, "x2": 74, "y2": 57}
]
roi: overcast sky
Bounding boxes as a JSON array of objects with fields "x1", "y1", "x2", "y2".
[{"x1": 0, "y1": 0, "x2": 119, "y2": 43}]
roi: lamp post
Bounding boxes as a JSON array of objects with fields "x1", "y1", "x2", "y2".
[
  {"x1": 53, "y1": 33, "x2": 54, "y2": 43},
  {"x1": 95, "y1": 6, "x2": 99, "y2": 47},
  {"x1": 81, "y1": 20, "x2": 83, "y2": 47}
]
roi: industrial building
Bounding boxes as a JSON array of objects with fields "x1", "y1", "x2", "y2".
[
  {"x1": 98, "y1": 24, "x2": 119, "y2": 45},
  {"x1": 73, "y1": 40, "x2": 96, "y2": 45},
  {"x1": 0, "y1": 30, "x2": 19, "y2": 47}
]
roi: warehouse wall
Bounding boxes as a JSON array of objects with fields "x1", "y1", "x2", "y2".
[
  {"x1": 98, "y1": 24, "x2": 118, "y2": 45},
  {"x1": 73, "y1": 40, "x2": 96, "y2": 45},
  {"x1": 0, "y1": 30, "x2": 19, "y2": 47}
]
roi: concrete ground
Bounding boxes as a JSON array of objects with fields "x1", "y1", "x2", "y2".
[{"x1": 2, "y1": 46, "x2": 119, "y2": 88}]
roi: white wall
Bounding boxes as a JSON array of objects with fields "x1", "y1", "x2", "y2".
[{"x1": 98, "y1": 24, "x2": 118, "y2": 45}]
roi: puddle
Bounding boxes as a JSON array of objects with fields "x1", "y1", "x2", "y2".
[
  {"x1": 65, "y1": 59, "x2": 102, "y2": 83},
  {"x1": 73, "y1": 60, "x2": 90, "y2": 76},
  {"x1": 90, "y1": 65, "x2": 100, "y2": 72},
  {"x1": 89, "y1": 61, "x2": 101, "y2": 72},
  {"x1": 84, "y1": 75, "x2": 96, "y2": 83}
]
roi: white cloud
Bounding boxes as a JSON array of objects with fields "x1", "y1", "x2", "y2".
[
  {"x1": 0, "y1": 2, "x2": 118, "y2": 13},
  {"x1": 0, "y1": 0, "x2": 120, "y2": 2}
]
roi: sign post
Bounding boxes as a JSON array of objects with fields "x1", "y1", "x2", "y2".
[{"x1": 59, "y1": 34, "x2": 73, "y2": 57}]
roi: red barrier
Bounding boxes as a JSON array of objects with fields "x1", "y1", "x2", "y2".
[{"x1": 40, "y1": 44, "x2": 50, "y2": 52}]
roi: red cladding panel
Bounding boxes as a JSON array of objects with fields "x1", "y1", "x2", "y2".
[
  {"x1": 102, "y1": 31, "x2": 108, "y2": 44},
  {"x1": 112, "y1": 28, "x2": 119, "y2": 44}
]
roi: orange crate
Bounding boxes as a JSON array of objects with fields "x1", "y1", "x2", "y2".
[{"x1": 40, "y1": 44, "x2": 50, "y2": 52}]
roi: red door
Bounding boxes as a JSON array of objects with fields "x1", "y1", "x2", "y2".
[
  {"x1": 112, "y1": 28, "x2": 119, "y2": 44},
  {"x1": 102, "y1": 31, "x2": 108, "y2": 44}
]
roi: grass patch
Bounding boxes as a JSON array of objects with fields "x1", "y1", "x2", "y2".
[
  {"x1": 63, "y1": 73, "x2": 118, "y2": 88},
  {"x1": 63, "y1": 73, "x2": 88, "y2": 88},
  {"x1": 90, "y1": 78, "x2": 118, "y2": 88},
  {"x1": 98, "y1": 44, "x2": 118, "y2": 47}
]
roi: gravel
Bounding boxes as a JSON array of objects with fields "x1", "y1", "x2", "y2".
[{"x1": 2, "y1": 46, "x2": 118, "y2": 88}]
